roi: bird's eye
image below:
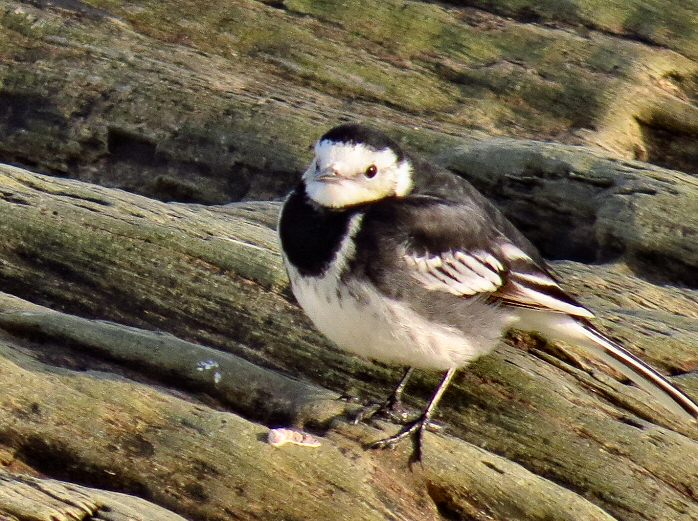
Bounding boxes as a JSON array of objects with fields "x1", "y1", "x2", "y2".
[{"x1": 364, "y1": 165, "x2": 378, "y2": 178}]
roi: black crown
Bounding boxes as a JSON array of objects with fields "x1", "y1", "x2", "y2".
[{"x1": 319, "y1": 124, "x2": 405, "y2": 160}]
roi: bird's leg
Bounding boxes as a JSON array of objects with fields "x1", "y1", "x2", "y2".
[
  {"x1": 382, "y1": 366, "x2": 415, "y2": 419},
  {"x1": 370, "y1": 368, "x2": 457, "y2": 463},
  {"x1": 353, "y1": 367, "x2": 415, "y2": 424}
]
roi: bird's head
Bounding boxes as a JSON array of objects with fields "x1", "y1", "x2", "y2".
[{"x1": 302, "y1": 124, "x2": 414, "y2": 209}]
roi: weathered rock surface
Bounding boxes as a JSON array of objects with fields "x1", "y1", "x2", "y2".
[
  {"x1": 2, "y1": 0, "x2": 698, "y2": 205},
  {"x1": 0, "y1": 161, "x2": 697, "y2": 521},
  {"x1": 0, "y1": 470, "x2": 189, "y2": 521}
]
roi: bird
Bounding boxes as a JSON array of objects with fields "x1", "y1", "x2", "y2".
[{"x1": 277, "y1": 123, "x2": 698, "y2": 461}]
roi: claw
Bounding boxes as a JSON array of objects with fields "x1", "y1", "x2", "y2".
[
  {"x1": 352, "y1": 398, "x2": 419, "y2": 424},
  {"x1": 352, "y1": 403, "x2": 381, "y2": 425},
  {"x1": 369, "y1": 415, "x2": 431, "y2": 463},
  {"x1": 366, "y1": 368, "x2": 457, "y2": 464},
  {"x1": 351, "y1": 367, "x2": 416, "y2": 425}
]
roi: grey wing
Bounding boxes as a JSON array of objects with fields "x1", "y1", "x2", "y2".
[
  {"x1": 408, "y1": 155, "x2": 545, "y2": 265},
  {"x1": 401, "y1": 241, "x2": 593, "y2": 318}
]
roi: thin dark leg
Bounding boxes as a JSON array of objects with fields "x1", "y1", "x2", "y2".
[
  {"x1": 370, "y1": 368, "x2": 457, "y2": 463},
  {"x1": 387, "y1": 367, "x2": 414, "y2": 408},
  {"x1": 353, "y1": 367, "x2": 415, "y2": 424}
]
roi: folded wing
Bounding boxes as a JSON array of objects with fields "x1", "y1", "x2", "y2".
[{"x1": 401, "y1": 240, "x2": 593, "y2": 318}]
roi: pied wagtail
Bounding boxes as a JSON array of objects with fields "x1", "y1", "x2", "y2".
[{"x1": 278, "y1": 123, "x2": 698, "y2": 461}]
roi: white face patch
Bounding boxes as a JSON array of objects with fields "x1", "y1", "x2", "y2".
[{"x1": 303, "y1": 140, "x2": 413, "y2": 208}]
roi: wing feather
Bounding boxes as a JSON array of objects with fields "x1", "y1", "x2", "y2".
[{"x1": 402, "y1": 242, "x2": 593, "y2": 318}]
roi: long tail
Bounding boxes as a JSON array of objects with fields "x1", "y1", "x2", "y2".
[{"x1": 576, "y1": 318, "x2": 698, "y2": 420}]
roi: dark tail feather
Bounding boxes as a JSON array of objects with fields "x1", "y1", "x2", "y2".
[{"x1": 577, "y1": 319, "x2": 698, "y2": 420}]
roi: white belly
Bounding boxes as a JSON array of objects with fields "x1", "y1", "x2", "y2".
[{"x1": 286, "y1": 263, "x2": 500, "y2": 370}]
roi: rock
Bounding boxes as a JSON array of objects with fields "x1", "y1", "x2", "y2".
[
  {"x1": 2, "y1": 0, "x2": 698, "y2": 205},
  {"x1": 0, "y1": 292, "x2": 619, "y2": 521},
  {"x1": 0, "y1": 470, "x2": 188, "y2": 521}
]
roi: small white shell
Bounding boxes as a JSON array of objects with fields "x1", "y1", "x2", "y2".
[{"x1": 267, "y1": 428, "x2": 322, "y2": 448}]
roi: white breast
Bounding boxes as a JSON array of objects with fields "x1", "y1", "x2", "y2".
[{"x1": 283, "y1": 215, "x2": 505, "y2": 370}]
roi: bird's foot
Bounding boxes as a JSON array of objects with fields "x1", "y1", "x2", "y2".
[
  {"x1": 368, "y1": 415, "x2": 443, "y2": 463},
  {"x1": 352, "y1": 397, "x2": 417, "y2": 425}
]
